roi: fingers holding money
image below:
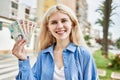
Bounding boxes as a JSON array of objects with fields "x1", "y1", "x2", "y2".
[
  {"x1": 9, "y1": 19, "x2": 36, "y2": 60},
  {"x1": 12, "y1": 39, "x2": 27, "y2": 60}
]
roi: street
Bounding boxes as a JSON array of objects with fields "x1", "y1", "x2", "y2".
[
  {"x1": 0, "y1": 53, "x2": 36, "y2": 80},
  {"x1": 109, "y1": 49, "x2": 120, "y2": 54}
]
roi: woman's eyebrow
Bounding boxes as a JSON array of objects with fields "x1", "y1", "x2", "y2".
[
  {"x1": 49, "y1": 20, "x2": 57, "y2": 23},
  {"x1": 49, "y1": 17, "x2": 68, "y2": 21}
]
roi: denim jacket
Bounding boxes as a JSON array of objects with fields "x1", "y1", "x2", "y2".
[{"x1": 16, "y1": 43, "x2": 99, "y2": 80}]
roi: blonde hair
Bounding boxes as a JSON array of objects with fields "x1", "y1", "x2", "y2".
[{"x1": 37, "y1": 4, "x2": 87, "y2": 52}]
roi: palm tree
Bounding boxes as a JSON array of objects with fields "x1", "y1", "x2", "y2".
[{"x1": 96, "y1": 0, "x2": 117, "y2": 58}]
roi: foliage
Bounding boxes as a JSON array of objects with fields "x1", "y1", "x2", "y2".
[
  {"x1": 95, "y1": 38, "x2": 103, "y2": 45},
  {"x1": 95, "y1": 0, "x2": 117, "y2": 27},
  {"x1": 84, "y1": 35, "x2": 91, "y2": 46},
  {"x1": 93, "y1": 50, "x2": 114, "y2": 68},
  {"x1": 93, "y1": 50, "x2": 120, "y2": 79},
  {"x1": 84, "y1": 35, "x2": 91, "y2": 41},
  {"x1": 116, "y1": 38, "x2": 120, "y2": 49},
  {"x1": 110, "y1": 54, "x2": 120, "y2": 69},
  {"x1": 95, "y1": 38, "x2": 114, "y2": 45}
]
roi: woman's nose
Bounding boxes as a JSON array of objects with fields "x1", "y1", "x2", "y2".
[{"x1": 57, "y1": 22, "x2": 63, "y2": 29}]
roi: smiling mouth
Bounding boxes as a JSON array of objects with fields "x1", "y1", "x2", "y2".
[{"x1": 56, "y1": 30, "x2": 66, "y2": 34}]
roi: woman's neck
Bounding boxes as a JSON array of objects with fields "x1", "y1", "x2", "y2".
[{"x1": 55, "y1": 39, "x2": 70, "y2": 51}]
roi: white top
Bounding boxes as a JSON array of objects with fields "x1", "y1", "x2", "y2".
[{"x1": 53, "y1": 65, "x2": 65, "y2": 80}]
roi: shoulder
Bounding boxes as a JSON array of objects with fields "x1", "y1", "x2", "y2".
[
  {"x1": 76, "y1": 46, "x2": 92, "y2": 59},
  {"x1": 37, "y1": 44, "x2": 54, "y2": 56},
  {"x1": 76, "y1": 46, "x2": 96, "y2": 67}
]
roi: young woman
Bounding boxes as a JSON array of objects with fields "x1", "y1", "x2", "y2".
[{"x1": 12, "y1": 4, "x2": 99, "y2": 80}]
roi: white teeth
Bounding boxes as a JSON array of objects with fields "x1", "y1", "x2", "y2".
[{"x1": 57, "y1": 30, "x2": 64, "y2": 34}]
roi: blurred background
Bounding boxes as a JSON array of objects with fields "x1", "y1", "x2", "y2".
[{"x1": 0, "y1": 0, "x2": 120, "y2": 80}]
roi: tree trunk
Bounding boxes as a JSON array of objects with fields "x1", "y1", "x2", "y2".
[{"x1": 102, "y1": 0, "x2": 112, "y2": 58}]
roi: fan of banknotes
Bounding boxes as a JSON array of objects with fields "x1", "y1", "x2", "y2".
[{"x1": 8, "y1": 20, "x2": 36, "y2": 47}]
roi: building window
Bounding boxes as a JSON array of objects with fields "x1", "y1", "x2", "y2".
[
  {"x1": 0, "y1": 22, "x2": 2, "y2": 30},
  {"x1": 12, "y1": 12, "x2": 15, "y2": 15},
  {"x1": 11, "y1": 10, "x2": 17, "y2": 16},
  {"x1": 25, "y1": 8, "x2": 30, "y2": 14},
  {"x1": 11, "y1": 1, "x2": 18, "y2": 9}
]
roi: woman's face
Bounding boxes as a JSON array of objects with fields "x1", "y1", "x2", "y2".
[{"x1": 48, "y1": 11, "x2": 72, "y2": 40}]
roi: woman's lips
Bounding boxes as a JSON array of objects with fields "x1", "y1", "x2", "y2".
[{"x1": 56, "y1": 30, "x2": 66, "y2": 34}]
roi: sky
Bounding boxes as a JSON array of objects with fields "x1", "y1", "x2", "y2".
[{"x1": 20, "y1": 0, "x2": 120, "y2": 40}]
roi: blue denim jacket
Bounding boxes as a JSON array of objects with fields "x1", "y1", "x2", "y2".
[{"x1": 16, "y1": 43, "x2": 99, "y2": 80}]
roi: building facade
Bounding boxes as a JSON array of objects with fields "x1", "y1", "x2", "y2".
[
  {"x1": 0, "y1": 0, "x2": 31, "y2": 27},
  {"x1": 0, "y1": 0, "x2": 18, "y2": 20},
  {"x1": 0, "y1": 0, "x2": 18, "y2": 28},
  {"x1": 17, "y1": 3, "x2": 30, "y2": 19}
]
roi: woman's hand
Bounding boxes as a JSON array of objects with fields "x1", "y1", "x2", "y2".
[
  {"x1": 11, "y1": 19, "x2": 36, "y2": 60},
  {"x1": 12, "y1": 39, "x2": 27, "y2": 60}
]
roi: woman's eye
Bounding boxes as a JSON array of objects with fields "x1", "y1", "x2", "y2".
[
  {"x1": 61, "y1": 19, "x2": 67, "y2": 23},
  {"x1": 51, "y1": 21, "x2": 57, "y2": 24}
]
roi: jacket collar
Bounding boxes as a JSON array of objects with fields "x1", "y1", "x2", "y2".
[
  {"x1": 65, "y1": 42, "x2": 76, "y2": 53},
  {"x1": 42, "y1": 42, "x2": 77, "y2": 54}
]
